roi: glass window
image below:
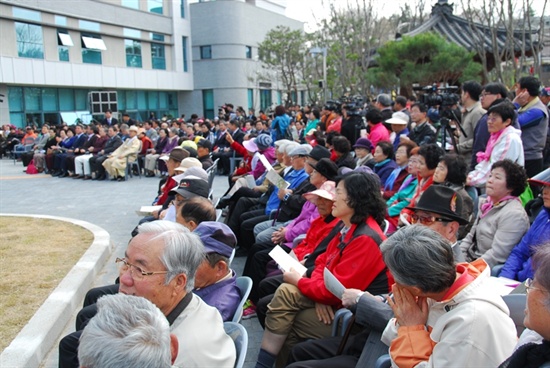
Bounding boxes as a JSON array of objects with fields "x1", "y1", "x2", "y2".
[
  {"x1": 300, "y1": 91, "x2": 305, "y2": 106},
  {"x1": 79, "y1": 20, "x2": 100, "y2": 32},
  {"x1": 15, "y1": 22, "x2": 44, "y2": 59},
  {"x1": 118, "y1": 90, "x2": 126, "y2": 111},
  {"x1": 261, "y1": 90, "x2": 273, "y2": 112},
  {"x1": 151, "y1": 33, "x2": 164, "y2": 41},
  {"x1": 8, "y1": 87, "x2": 23, "y2": 112},
  {"x1": 55, "y1": 16, "x2": 67, "y2": 26},
  {"x1": 248, "y1": 89, "x2": 254, "y2": 109},
  {"x1": 180, "y1": 0, "x2": 186, "y2": 17},
  {"x1": 58, "y1": 89, "x2": 75, "y2": 110},
  {"x1": 148, "y1": 0, "x2": 163, "y2": 14},
  {"x1": 12, "y1": 7, "x2": 41, "y2": 22},
  {"x1": 24, "y1": 87, "x2": 41, "y2": 111},
  {"x1": 182, "y1": 37, "x2": 188, "y2": 72},
  {"x1": 202, "y1": 89, "x2": 214, "y2": 119},
  {"x1": 159, "y1": 92, "x2": 168, "y2": 109},
  {"x1": 126, "y1": 90, "x2": 137, "y2": 110},
  {"x1": 75, "y1": 89, "x2": 88, "y2": 110},
  {"x1": 277, "y1": 90, "x2": 282, "y2": 105},
  {"x1": 148, "y1": 91, "x2": 159, "y2": 109},
  {"x1": 81, "y1": 34, "x2": 104, "y2": 64},
  {"x1": 121, "y1": 0, "x2": 140, "y2": 9},
  {"x1": 137, "y1": 91, "x2": 147, "y2": 109},
  {"x1": 58, "y1": 30, "x2": 73, "y2": 46},
  {"x1": 246, "y1": 46, "x2": 252, "y2": 59},
  {"x1": 123, "y1": 28, "x2": 141, "y2": 38},
  {"x1": 125, "y1": 39, "x2": 142, "y2": 68},
  {"x1": 151, "y1": 43, "x2": 165, "y2": 70},
  {"x1": 58, "y1": 46, "x2": 69, "y2": 61},
  {"x1": 168, "y1": 92, "x2": 177, "y2": 109},
  {"x1": 42, "y1": 88, "x2": 58, "y2": 111},
  {"x1": 9, "y1": 113, "x2": 24, "y2": 127},
  {"x1": 200, "y1": 45, "x2": 212, "y2": 59}
]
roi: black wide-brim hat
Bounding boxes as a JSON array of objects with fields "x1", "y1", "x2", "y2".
[
  {"x1": 406, "y1": 185, "x2": 469, "y2": 225},
  {"x1": 308, "y1": 158, "x2": 338, "y2": 181}
]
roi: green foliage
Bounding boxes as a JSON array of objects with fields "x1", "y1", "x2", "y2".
[{"x1": 371, "y1": 32, "x2": 482, "y2": 89}]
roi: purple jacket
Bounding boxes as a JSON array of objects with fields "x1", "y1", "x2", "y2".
[
  {"x1": 251, "y1": 146, "x2": 276, "y2": 179},
  {"x1": 193, "y1": 270, "x2": 240, "y2": 322},
  {"x1": 283, "y1": 200, "x2": 320, "y2": 249},
  {"x1": 163, "y1": 136, "x2": 179, "y2": 154}
]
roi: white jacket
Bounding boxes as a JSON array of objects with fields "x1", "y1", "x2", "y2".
[
  {"x1": 468, "y1": 125, "x2": 524, "y2": 187},
  {"x1": 381, "y1": 260, "x2": 517, "y2": 368},
  {"x1": 171, "y1": 294, "x2": 236, "y2": 368}
]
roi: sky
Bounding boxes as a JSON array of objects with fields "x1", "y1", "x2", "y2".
[{"x1": 281, "y1": 0, "x2": 548, "y2": 32}]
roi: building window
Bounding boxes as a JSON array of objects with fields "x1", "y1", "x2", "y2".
[
  {"x1": 58, "y1": 46, "x2": 69, "y2": 61},
  {"x1": 125, "y1": 39, "x2": 142, "y2": 68},
  {"x1": 57, "y1": 30, "x2": 73, "y2": 47},
  {"x1": 121, "y1": 0, "x2": 140, "y2": 9},
  {"x1": 12, "y1": 7, "x2": 41, "y2": 22},
  {"x1": 79, "y1": 20, "x2": 100, "y2": 32},
  {"x1": 180, "y1": 0, "x2": 186, "y2": 17},
  {"x1": 15, "y1": 22, "x2": 44, "y2": 59},
  {"x1": 300, "y1": 91, "x2": 306, "y2": 106},
  {"x1": 151, "y1": 42, "x2": 165, "y2": 70},
  {"x1": 81, "y1": 33, "x2": 105, "y2": 64},
  {"x1": 148, "y1": 0, "x2": 163, "y2": 14},
  {"x1": 124, "y1": 28, "x2": 141, "y2": 38},
  {"x1": 248, "y1": 89, "x2": 254, "y2": 109},
  {"x1": 200, "y1": 45, "x2": 212, "y2": 59},
  {"x1": 182, "y1": 36, "x2": 188, "y2": 72},
  {"x1": 261, "y1": 90, "x2": 272, "y2": 112},
  {"x1": 55, "y1": 16, "x2": 67, "y2": 26},
  {"x1": 246, "y1": 46, "x2": 252, "y2": 59},
  {"x1": 202, "y1": 89, "x2": 214, "y2": 119}
]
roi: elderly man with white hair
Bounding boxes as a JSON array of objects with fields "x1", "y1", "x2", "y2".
[
  {"x1": 78, "y1": 293, "x2": 178, "y2": 368},
  {"x1": 59, "y1": 221, "x2": 236, "y2": 368}
]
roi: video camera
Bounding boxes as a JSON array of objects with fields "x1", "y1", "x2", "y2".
[
  {"x1": 413, "y1": 84, "x2": 460, "y2": 123},
  {"x1": 340, "y1": 95, "x2": 367, "y2": 117}
]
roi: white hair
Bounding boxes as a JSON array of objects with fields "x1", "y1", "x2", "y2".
[
  {"x1": 78, "y1": 294, "x2": 171, "y2": 368},
  {"x1": 137, "y1": 221, "x2": 205, "y2": 292}
]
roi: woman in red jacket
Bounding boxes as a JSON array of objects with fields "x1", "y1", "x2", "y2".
[{"x1": 255, "y1": 172, "x2": 394, "y2": 368}]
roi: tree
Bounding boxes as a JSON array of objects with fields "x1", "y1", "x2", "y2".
[
  {"x1": 370, "y1": 32, "x2": 482, "y2": 95},
  {"x1": 258, "y1": 26, "x2": 307, "y2": 107}
]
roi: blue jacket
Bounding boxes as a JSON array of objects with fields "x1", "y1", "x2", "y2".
[
  {"x1": 374, "y1": 159, "x2": 398, "y2": 188},
  {"x1": 271, "y1": 114, "x2": 290, "y2": 140},
  {"x1": 265, "y1": 168, "x2": 308, "y2": 215},
  {"x1": 500, "y1": 207, "x2": 550, "y2": 281}
]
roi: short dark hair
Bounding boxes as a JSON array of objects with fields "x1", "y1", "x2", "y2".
[
  {"x1": 332, "y1": 136, "x2": 351, "y2": 155},
  {"x1": 487, "y1": 101, "x2": 516, "y2": 124},
  {"x1": 366, "y1": 108, "x2": 383, "y2": 124},
  {"x1": 395, "y1": 96, "x2": 407, "y2": 107},
  {"x1": 483, "y1": 83, "x2": 509, "y2": 99},
  {"x1": 274, "y1": 105, "x2": 286, "y2": 116},
  {"x1": 411, "y1": 102, "x2": 427, "y2": 113},
  {"x1": 229, "y1": 119, "x2": 241, "y2": 128},
  {"x1": 462, "y1": 80, "x2": 483, "y2": 101},
  {"x1": 438, "y1": 153, "x2": 467, "y2": 186},
  {"x1": 397, "y1": 140, "x2": 417, "y2": 157},
  {"x1": 532, "y1": 245, "x2": 550, "y2": 308},
  {"x1": 311, "y1": 108, "x2": 320, "y2": 120},
  {"x1": 418, "y1": 143, "x2": 444, "y2": 170},
  {"x1": 376, "y1": 141, "x2": 394, "y2": 160},
  {"x1": 491, "y1": 159, "x2": 527, "y2": 197},
  {"x1": 204, "y1": 252, "x2": 229, "y2": 268},
  {"x1": 179, "y1": 197, "x2": 216, "y2": 225},
  {"x1": 336, "y1": 172, "x2": 387, "y2": 225},
  {"x1": 518, "y1": 76, "x2": 541, "y2": 97}
]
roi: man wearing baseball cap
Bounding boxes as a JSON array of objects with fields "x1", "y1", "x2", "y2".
[
  {"x1": 386, "y1": 111, "x2": 410, "y2": 152},
  {"x1": 193, "y1": 221, "x2": 241, "y2": 322}
]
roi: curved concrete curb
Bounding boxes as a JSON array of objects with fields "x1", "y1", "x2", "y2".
[{"x1": 0, "y1": 214, "x2": 112, "y2": 368}]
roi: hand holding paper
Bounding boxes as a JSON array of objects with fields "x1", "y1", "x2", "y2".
[
  {"x1": 269, "y1": 245, "x2": 307, "y2": 276},
  {"x1": 323, "y1": 267, "x2": 345, "y2": 300}
]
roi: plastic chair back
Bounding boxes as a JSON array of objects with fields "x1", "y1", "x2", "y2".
[
  {"x1": 502, "y1": 293, "x2": 527, "y2": 337},
  {"x1": 232, "y1": 276, "x2": 253, "y2": 323},
  {"x1": 223, "y1": 322, "x2": 248, "y2": 368}
]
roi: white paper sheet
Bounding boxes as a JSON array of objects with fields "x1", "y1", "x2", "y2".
[
  {"x1": 135, "y1": 205, "x2": 162, "y2": 216},
  {"x1": 268, "y1": 245, "x2": 307, "y2": 276},
  {"x1": 324, "y1": 267, "x2": 345, "y2": 300}
]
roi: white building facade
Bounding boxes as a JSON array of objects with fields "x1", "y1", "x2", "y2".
[{"x1": 0, "y1": 0, "x2": 303, "y2": 127}]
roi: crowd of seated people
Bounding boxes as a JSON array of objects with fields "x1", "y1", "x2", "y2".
[{"x1": 3, "y1": 83, "x2": 547, "y2": 366}]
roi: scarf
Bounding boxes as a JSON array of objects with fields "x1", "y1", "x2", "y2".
[
  {"x1": 374, "y1": 158, "x2": 391, "y2": 168},
  {"x1": 384, "y1": 165, "x2": 406, "y2": 191},
  {"x1": 480, "y1": 195, "x2": 518, "y2": 218},
  {"x1": 477, "y1": 126, "x2": 507, "y2": 163},
  {"x1": 499, "y1": 340, "x2": 550, "y2": 368}
]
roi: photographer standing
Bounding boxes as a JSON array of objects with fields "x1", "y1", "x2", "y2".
[{"x1": 454, "y1": 81, "x2": 485, "y2": 164}]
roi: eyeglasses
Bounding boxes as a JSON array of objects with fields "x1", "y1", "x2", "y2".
[
  {"x1": 525, "y1": 278, "x2": 546, "y2": 294},
  {"x1": 115, "y1": 257, "x2": 168, "y2": 280},
  {"x1": 410, "y1": 214, "x2": 453, "y2": 225}
]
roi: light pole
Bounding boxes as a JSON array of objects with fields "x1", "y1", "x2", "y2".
[{"x1": 310, "y1": 47, "x2": 327, "y2": 104}]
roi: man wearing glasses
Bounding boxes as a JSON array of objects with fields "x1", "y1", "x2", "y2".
[{"x1": 59, "y1": 221, "x2": 236, "y2": 368}]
